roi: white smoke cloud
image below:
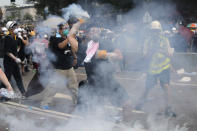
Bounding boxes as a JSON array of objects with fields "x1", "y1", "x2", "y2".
[
  {"x1": 0, "y1": 104, "x2": 189, "y2": 131},
  {"x1": 62, "y1": 4, "x2": 90, "y2": 21},
  {"x1": 0, "y1": 1, "x2": 192, "y2": 131}
]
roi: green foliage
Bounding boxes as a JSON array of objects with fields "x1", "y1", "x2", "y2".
[
  {"x1": 28, "y1": 0, "x2": 77, "y2": 17},
  {"x1": 23, "y1": 13, "x2": 33, "y2": 21},
  {"x1": 99, "y1": 0, "x2": 134, "y2": 12},
  {"x1": 6, "y1": 11, "x2": 18, "y2": 21},
  {"x1": 29, "y1": 0, "x2": 134, "y2": 17},
  {"x1": 6, "y1": 15, "x2": 15, "y2": 21}
]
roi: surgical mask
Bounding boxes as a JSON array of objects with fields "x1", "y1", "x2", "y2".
[
  {"x1": 13, "y1": 29, "x2": 18, "y2": 34},
  {"x1": 56, "y1": 32, "x2": 61, "y2": 38},
  {"x1": 63, "y1": 29, "x2": 69, "y2": 36},
  {"x1": 4, "y1": 31, "x2": 8, "y2": 35},
  {"x1": 18, "y1": 32, "x2": 22, "y2": 36}
]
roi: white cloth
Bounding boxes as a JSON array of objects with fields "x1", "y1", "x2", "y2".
[
  {"x1": 0, "y1": 88, "x2": 15, "y2": 99},
  {"x1": 84, "y1": 40, "x2": 99, "y2": 63}
]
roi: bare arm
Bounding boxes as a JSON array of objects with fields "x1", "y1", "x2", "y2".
[
  {"x1": 58, "y1": 38, "x2": 69, "y2": 49},
  {"x1": 7, "y1": 53, "x2": 17, "y2": 61},
  {"x1": 0, "y1": 68, "x2": 13, "y2": 91},
  {"x1": 166, "y1": 39, "x2": 174, "y2": 56},
  {"x1": 21, "y1": 38, "x2": 29, "y2": 46},
  {"x1": 67, "y1": 22, "x2": 81, "y2": 53},
  {"x1": 68, "y1": 35, "x2": 78, "y2": 66},
  {"x1": 68, "y1": 35, "x2": 78, "y2": 53}
]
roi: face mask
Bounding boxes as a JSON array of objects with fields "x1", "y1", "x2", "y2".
[
  {"x1": 13, "y1": 29, "x2": 18, "y2": 34},
  {"x1": 4, "y1": 31, "x2": 8, "y2": 35},
  {"x1": 56, "y1": 32, "x2": 61, "y2": 38},
  {"x1": 63, "y1": 29, "x2": 69, "y2": 36}
]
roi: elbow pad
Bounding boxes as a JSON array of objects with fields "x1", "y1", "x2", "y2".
[{"x1": 97, "y1": 50, "x2": 107, "y2": 59}]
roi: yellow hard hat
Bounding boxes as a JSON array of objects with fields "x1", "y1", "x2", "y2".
[{"x1": 150, "y1": 21, "x2": 162, "y2": 30}]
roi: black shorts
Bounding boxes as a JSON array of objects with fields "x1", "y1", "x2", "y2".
[{"x1": 146, "y1": 69, "x2": 170, "y2": 89}]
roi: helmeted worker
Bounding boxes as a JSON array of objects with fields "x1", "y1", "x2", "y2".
[
  {"x1": 3, "y1": 21, "x2": 26, "y2": 98},
  {"x1": 135, "y1": 20, "x2": 176, "y2": 117}
]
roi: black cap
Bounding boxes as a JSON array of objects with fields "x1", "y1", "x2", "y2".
[{"x1": 58, "y1": 23, "x2": 64, "y2": 29}]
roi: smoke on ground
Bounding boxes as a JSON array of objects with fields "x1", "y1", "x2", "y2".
[{"x1": 1, "y1": 1, "x2": 192, "y2": 131}]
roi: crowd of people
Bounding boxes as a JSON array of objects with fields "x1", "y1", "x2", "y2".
[{"x1": 0, "y1": 16, "x2": 195, "y2": 121}]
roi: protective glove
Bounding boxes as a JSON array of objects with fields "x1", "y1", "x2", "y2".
[
  {"x1": 18, "y1": 35, "x2": 23, "y2": 40},
  {"x1": 15, "y1": 58, "x2": 21, "y2": 63},
  {"x1": 168, "y1": 48, "x2": 174, "y2": 56}
]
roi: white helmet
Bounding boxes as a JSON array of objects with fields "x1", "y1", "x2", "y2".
[
  {"x1": 150, "y1": 21, "x2": 162, "y2": 30},
  {"x1": 172, "y1": 27, "x2": 176, "y2": 31},
  {"x1": 13, "y1": 28, "x2": 18, "y2": 34},
  {"x1": 44, "y1": 34, "x2": 48, "y2": 38},
  {"x1": 17, "y1": 28, "x2": 22, "y2": 32},
  {"x1": 1, "y1": 27, "x2": 8, "y2": 32},
  {"x1": 22, "y1": 28, "x2": 25, "y2": 32},
  {"x1": 6, "y1": 21, "x2": 17, "y2": 29}
]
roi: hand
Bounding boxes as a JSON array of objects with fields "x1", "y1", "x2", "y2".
[
  {"x1": 168, "y1": 48, "x2": 174, "y2": 56},
  {"x1": 114, "y1": 49, "x2": 123, "y2": 60},
  {"x1": 78, "y1": 18, "x2": 85, "y2": 24},
  {"x1": 69, "y1": 22, "x2": 81, "y2": 36},
  {"x1": 15, "y1": 58, "x2": 21, "y2": 63},
  {"x1": 18, "y1": 35, "x2": 23, "y2": 40},
  {"x1": 106, "y1": 52, "x2": 117, "y2": 62}
]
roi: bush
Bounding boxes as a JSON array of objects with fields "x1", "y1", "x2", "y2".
[{"x1": 23, "y1": 13, "x2": 33, "y2": 21}]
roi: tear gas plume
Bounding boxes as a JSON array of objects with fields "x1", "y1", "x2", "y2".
[
  {"x1": 62, "y1": 4, "x2": 90, "y2": 21},
  {"x1": 0, "y1": 104, "x2": 189, "y2": 131},
  {"x1": 1, "y1": 0, "x2": 193, "y2": 131},
  {"x1": 40, "y1": 15, "x2": 66, "y2": 29}
]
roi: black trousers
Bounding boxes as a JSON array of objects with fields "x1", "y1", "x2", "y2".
[{"x1": 3, "y1": 62, "x2": 26, "y2": 94}]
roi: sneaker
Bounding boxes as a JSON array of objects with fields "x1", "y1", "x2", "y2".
[{"x1": 40, "y1": 105, "x2": 50, "y2": 110}]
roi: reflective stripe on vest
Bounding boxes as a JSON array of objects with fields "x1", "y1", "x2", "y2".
[{"x1": 149, "y1": 53, "x2": 170, "y2": 74}]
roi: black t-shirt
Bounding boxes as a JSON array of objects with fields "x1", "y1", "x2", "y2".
[
  {"x1": 49, "y1": 36, "x2": 73, "y2": 69},
  {"x1": 74, "y1": 37, "x2": 87, "y2": 68},
  {"x1": 84, "y1": 38, "x2": 116, "y2": 85},
  {"x1": 4, "y1": 35, "x2": 19, "y2": 65},
  {"x1": 18, "y1": 36, "x2": 28, "y2": 60},
  {"x1": 18, "y1": 36, "x2": 27, "y2": 52}
]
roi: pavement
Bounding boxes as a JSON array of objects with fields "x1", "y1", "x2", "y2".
[{"x1": 0, "y1": 58, "x2": 197, "y2": 131}]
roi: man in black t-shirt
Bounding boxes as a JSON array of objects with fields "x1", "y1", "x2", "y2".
[
  {"x1": 78, "y1": 26, "x2": 133, "y2": 122},
  {"x1": 40, "y1": 19, "x2": 83, "y2": 109},
  {"x1": 3, "y1": 21, "x2": 26, "y2": 97}
]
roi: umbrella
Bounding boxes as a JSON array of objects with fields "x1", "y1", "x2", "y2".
[
  {"x1": 41, "y1": 16, "x2": 66, "y2": 29},
  {"x1": 187, "y1": 23, "x2": 197, "y2": 28}
]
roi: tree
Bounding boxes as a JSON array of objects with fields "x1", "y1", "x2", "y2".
[
  {"x1": 28, "y1": 0, "x2": 135, "y2": 17},
  {"x1": 99, "y1": 0, "x2": 134, "y2": 12},
  {"x1": 0, "y1": 8, "x2": 2, "y2": 21},
  {"x1": 28, "y1": 0, "x2": 77, "y2": 17},
  {"x1": 6, "y1": 11, "x2": 17, "y2": 21},
  {"x1": 23, "y1": 13, "x2": 33, "y2": 21}
]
